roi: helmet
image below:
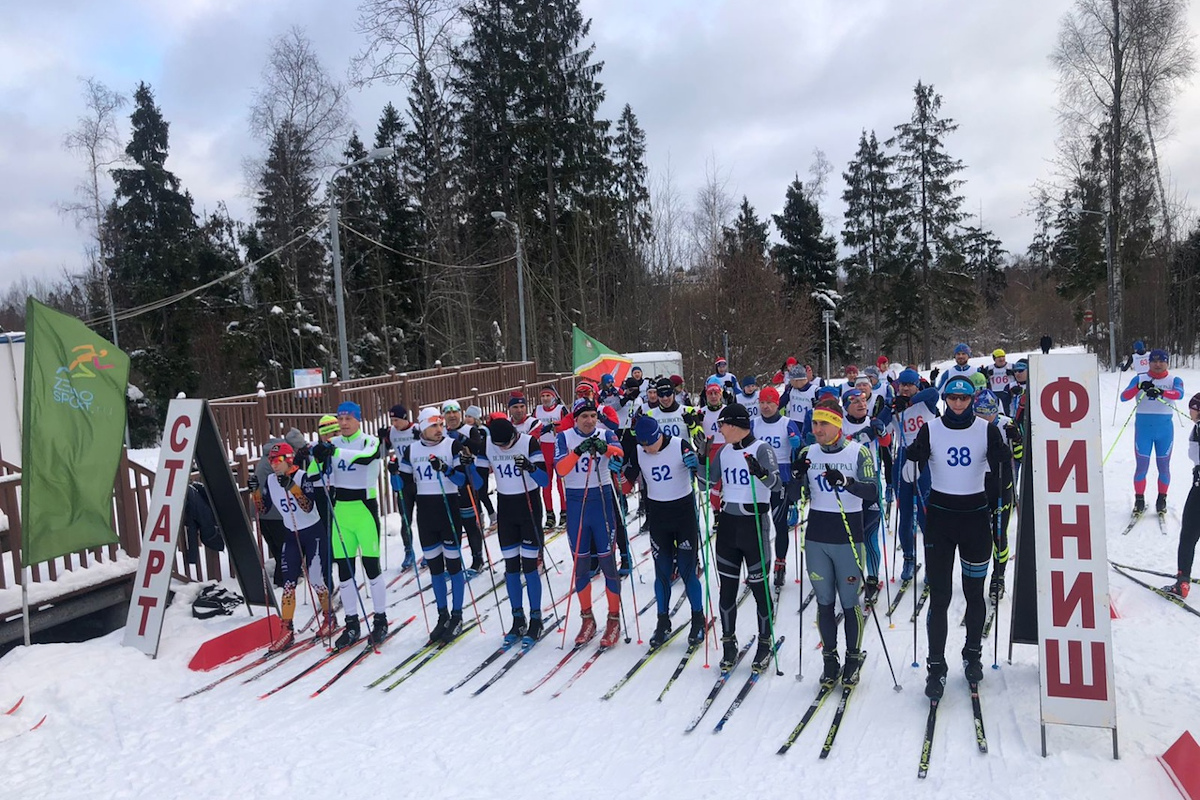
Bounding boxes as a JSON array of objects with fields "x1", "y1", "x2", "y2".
[{"x1": 942, "y1": 377, "x2": 975, "y2": 398}]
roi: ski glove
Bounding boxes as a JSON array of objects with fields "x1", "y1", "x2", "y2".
[
  {"x1": 390, "y1": 473, "x2": 403, "y2": 493},
  {"x1": 387, "y1": 457, "x2": 400, "y2": 475},
  {"x1": 608, "y1": 456, "x2": 624, "y2": 474},
  {"x1": 682, "y1": 450, "x2": 700, "y2": 472},
  {"x1": 787, "y1": 432, "x2": 802, "y2": 452},
  {"x1": 824, "y1": 468, "x2": 851, "y2": 489},
  {"x1": 459, "y1": 450, "x2": 475, "y2": 467},
  {"x1": 1146, "y1": 386, "x2": 1163, "y2": 399},
  {"x1": 744, "y1": 453, "x2": 768, "y2": 480},
  {"x1": 892, "y1": 395, "x2": 910, "y2": 413},
  {"x1": 377, "y1": 426, "x2": 390, "y2": 443},
  {"x1": 277, "y1": 473, "x2": 296, "y2": 492},
  {"x1": 311, "y1": 442, "x2": 333, "y2": 464},
  {"x1": 693, "y1": 433, "x2": 710, "y2": 459},
  {"x1": 1140, "y1": 380, "x2": 1155, "y2": 393},
  {"x1": 1193, "y1": 464, "x2": 1200, "y2": 488},
  {"x1": 901, "y1": 460, "x2": 917, "y2": 483},
  {"x1": 513, "y1": 455, "x2": 534, "y2": 474},
  {"x1": 929, "y1": 366, "x2": 940, "y2": 383},
  {"x1": 428, "y1": 455, "x2": 449, "y2": 474},
  {"x1": 247, "y1": 474, "x2": 259, "y2": 492}
]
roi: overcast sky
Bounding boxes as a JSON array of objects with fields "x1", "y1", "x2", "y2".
[{"x1": 3, "y1": 0, "x2": 1200, "y2": 295}]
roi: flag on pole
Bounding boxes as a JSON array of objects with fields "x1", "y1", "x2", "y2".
[
  {"x1": 21, "y1": 298, "x2": 130, "y2": 566},
  {"x1": 572, "y1": 326, "x2": 632, "y2": 386}
]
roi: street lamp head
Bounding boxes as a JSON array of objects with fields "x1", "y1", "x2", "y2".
[
  {"x1": 490, "y1": 211, "x2": 507, "y2": 221},
  {"x1": 367, "y1": 147, "x2": 395, "y2": 160}
]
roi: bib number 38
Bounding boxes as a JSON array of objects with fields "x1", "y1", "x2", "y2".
[{"x1": 946, "y1": 446, "x2": 972, "y2": 467}]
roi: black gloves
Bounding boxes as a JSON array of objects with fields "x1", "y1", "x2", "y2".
[
  {"x1": 824, "y1": 467, "x2": 848, "y2": 489},
  {"x1": 744, "y1": 453, "x2": 768, "y2": 480},
  {"x1": 428, "y1": 455, "x2": 448, "y2": 474}
]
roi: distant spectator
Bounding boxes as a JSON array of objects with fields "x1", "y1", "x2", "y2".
[{"x1": 1040, "y1": 334, "x2": 1052, "y2": 354}]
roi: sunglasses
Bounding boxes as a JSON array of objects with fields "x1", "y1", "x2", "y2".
[
  {"x1": 1150, "y1": 357, "x2": 1167, "y2": 362},
  {"x1": 945, "y1": 394, "x2": 973, "y2": 401}
]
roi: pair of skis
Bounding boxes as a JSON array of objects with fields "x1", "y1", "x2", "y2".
[
  {"x1": 1120, "y1": 508, "x2": 1167, "y2": 536},
  {"x1": 259, "y1": 616, "x2": 415, "y2": 699},
  {"x1": 446, "y1": 616, "x2": 560, "y2": 695},
  {"x1": 377, "y1": 616, "x2": 487, "y2": 692},
  {"x1": 683, "y1": 636, "x2": 785, "y2": 734},
  {"x1": 918, "y1": 680, "x2": 988, "y2": 779},
  {"x1": 1111, "y1": 562, "x2": 1200, "y2": 618},
  {"x1": 179, "y1": 627, "x2": 336, "y2": 700},
  {"x1": 776, "y1": 653, "x2": 867, "y2": 757},
  {"x1": 885, "y1": 564, "x2": 922, "y2": 618}
]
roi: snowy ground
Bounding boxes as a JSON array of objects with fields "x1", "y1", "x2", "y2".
[{"x1": 2, "y1": 348, "x2": 1197, "y2": 799}]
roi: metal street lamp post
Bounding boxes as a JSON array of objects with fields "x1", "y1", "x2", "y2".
[
  {"x1": 490, "y1": 211, "x2": 528, "y2": 362},
  {"x1": 330, "y1": 146, "x2": 395, "y2": 380},
  {"x1": 823, "y1": 309, "x2": 833, "y2": 379}
]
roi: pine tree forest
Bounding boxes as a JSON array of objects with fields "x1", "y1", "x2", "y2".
[{"x1": 5, "y1": 0, "x2": 1199, "y2": 444}]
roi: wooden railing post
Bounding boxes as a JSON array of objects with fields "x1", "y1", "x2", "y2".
[
  {"x1": 329, "y1": 373, "x2": 342, "y2": 410},
  {"x1": 253, "y1": 382, "x2": 269, "y2": 458}
]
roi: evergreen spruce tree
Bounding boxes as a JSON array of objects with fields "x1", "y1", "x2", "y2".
[
  {"x1": 772, "y1": 177, "x2": 849, "y2": 362},
  {"x1": 103, "y1": 82, "x2": 208, "y2": 434},
  {"x1": 840, "y1": 130, "x2": 910, "y2": 360},
  {"x1": 888, "y1": 81, "x2": 970, "y2": 365}
]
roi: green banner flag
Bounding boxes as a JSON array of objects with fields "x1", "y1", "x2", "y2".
[
  {"x1": 21, "y1": 298, "x2": 130, "y2": 566},
  {"x1": 571, "y1": 326, "x2": 632, "y2": 386}
]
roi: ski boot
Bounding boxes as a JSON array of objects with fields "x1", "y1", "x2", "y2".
[
  {"x1": 466, "y1": 557, "x2": 485, "y2": 580},
  {"x1": 1133, "y1": 494, "x2": 1146, "y2": 514},
  {"x1": 821, "y1": 649, "x2": 841, "y2": 687},
  {"x1": 901, "y1": 557, "x2": 916, "y2": 583},
  {"x1": 440, "y1": 611, "x2": 464, "y2": 644},
  {"x1": 1156, "y1": 493, "x2": 1168, "y2": 515},
  {"x1": 773, "y1": 558, "x2": 787, "y2": 588},
  {"x1": 989, "y1": 566, "x2": 1007, "y2": 602},
  {"x1": 334, "y1": 615, "x2": 360, "y2": 651},
  {"x1": 719, "y1": 636, "x2": 738, "y2": 672},
  {"x1": 504, "y1": 609, "x2": 528, "y2": 647},
  {"x1": 648, "y1": 613, "x2": 672, "y2": 649},
  {"x1": 864, "y1": 576, "x2": 880, "y2": 607},
  {"x1": 522, "y1": 612, "x2": 544, "y2": 646},
  {"x1": 687, "y1": 610, "x2": 707, "y2": 646},
  {"x1": 575, "y1": 609, "x2": 597, "y2": 645},
  {"x1": 315, "y1": 611, "x2": 337, "y2": 640},
  {"x1": 370, "y1": 613, "x2": 388, "y2": 646},
  {"x1": 545, "y1": 511, "x2": 556, "y2": 531},
  {"x1": 1163, "y1": 573, "x2": 1190, "y2": 598},
  {"x1": 751, "y1": 637, "x2": 774, "y2": 673},
  {"x1": 618, "y1": 552, "x2": 633, "y2": 577},
  {"x1": 925, "y1": 659, "x2": 948, "y2": 699},
  {"x1": 962, "y1": 646, "x2": 984, "y2": 684},
  {"x1": 842, "y1": 649, "x2": 865, "y2": 686},
  {"x1": 600, "y1": 612, "x2": 622, "y2": 647},
  {"x1": 268, "y1": 620, "x2": 295, "y2": 653},
  {"x1": 429, "y1": 609, "x2": 451, "y2": 645},
  {"x1": 400, "y1": 549, "x2": 416, "y2": 572}
]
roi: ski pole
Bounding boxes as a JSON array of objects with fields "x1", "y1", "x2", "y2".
[
  {"x1": 395, "y1": 483, "x2": 432, "y2": 636},
  {"x1": 466, "y1": 477, "x2": 507, "y2": 632},
  {"x1": 601, "y1": 475, "x2": 639, "y2": 645},
  {"x1": 1102, "y1": 399, "x2": 1140, "y2": 465},
  {"x1": 520, "y1": 471, "x2": 559, "y2": 613},
  {"x1": 796, "y1": 490, "x2": 806, "y2": 682},
  {"x1": 283, "y1": 492, "x2": 328, "y2": 644},
  {"x1": 378, "y1": 471, "x2": 390, "y2": 572},
  {"x1": 747, "y1": 453, "x2": 783, "y2": 677},
  {"x1": 992, "y1": 470, "x2": 1004, "y2": 671},
  {"x1": 317, "y1": 471, "x2": 376, "y2": 644},
  {"x1": 834, "y1": 491, "x2": 902, "y2": 691},
  {"x1": 911, "y1": 469, "x2": 929, "y2": 668},
  {"x1": 436, "y1": 470, "x2": 486, "y2": 634},
  {"x1": 559, "y1": 455, "x2": 595, "y2": 649},
  {"x1": 696, "y1": 450, "x2": 718, "y2": 668}
]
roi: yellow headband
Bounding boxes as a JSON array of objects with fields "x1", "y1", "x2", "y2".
[{"x1": 811, "y1": 408, "x2": 843, "y2": 429}]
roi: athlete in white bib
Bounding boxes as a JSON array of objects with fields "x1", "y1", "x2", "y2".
[
  {"x1": 903, "y1": 376, "x2": 1010, "y2": 702},
  {"x1": 622, "y1": 415, "x2": 708, "y2": 649},
  {"x1": 795, "y1": 402, "x2": 877, "y2": 687},
  {"x1": 380, "y1": 403, "x2": 417, "y2": 570},
  {"x1": 476, "y1": 417, "x2": 550, "y2": 646},
  {"x1": 704, "y1": 403, "x2": 781, "y2": 675},
  {"x1": 535, "y1": 386, "x2": 567, "y2": 528},
  {"x1": 251, "y1": 442, "x2": 333, "y2": 651}
]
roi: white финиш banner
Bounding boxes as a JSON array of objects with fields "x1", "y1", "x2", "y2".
[{"x1": 1028, "y1": 353, "x2": 1116, "y2": 732}]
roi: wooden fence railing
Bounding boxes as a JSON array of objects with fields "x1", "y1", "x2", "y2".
[{"x1": 0, "y1": 359, "x2": 576, "y2": 603}]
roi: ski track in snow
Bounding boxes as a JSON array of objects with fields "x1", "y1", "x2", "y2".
[{"x1": 2, "y1": 348, "x2": 1195, "y2": 799}]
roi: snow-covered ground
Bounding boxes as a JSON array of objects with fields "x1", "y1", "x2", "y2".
[{"x1": 2, "y1": 348, "x2": 1197, "y2": 799}]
